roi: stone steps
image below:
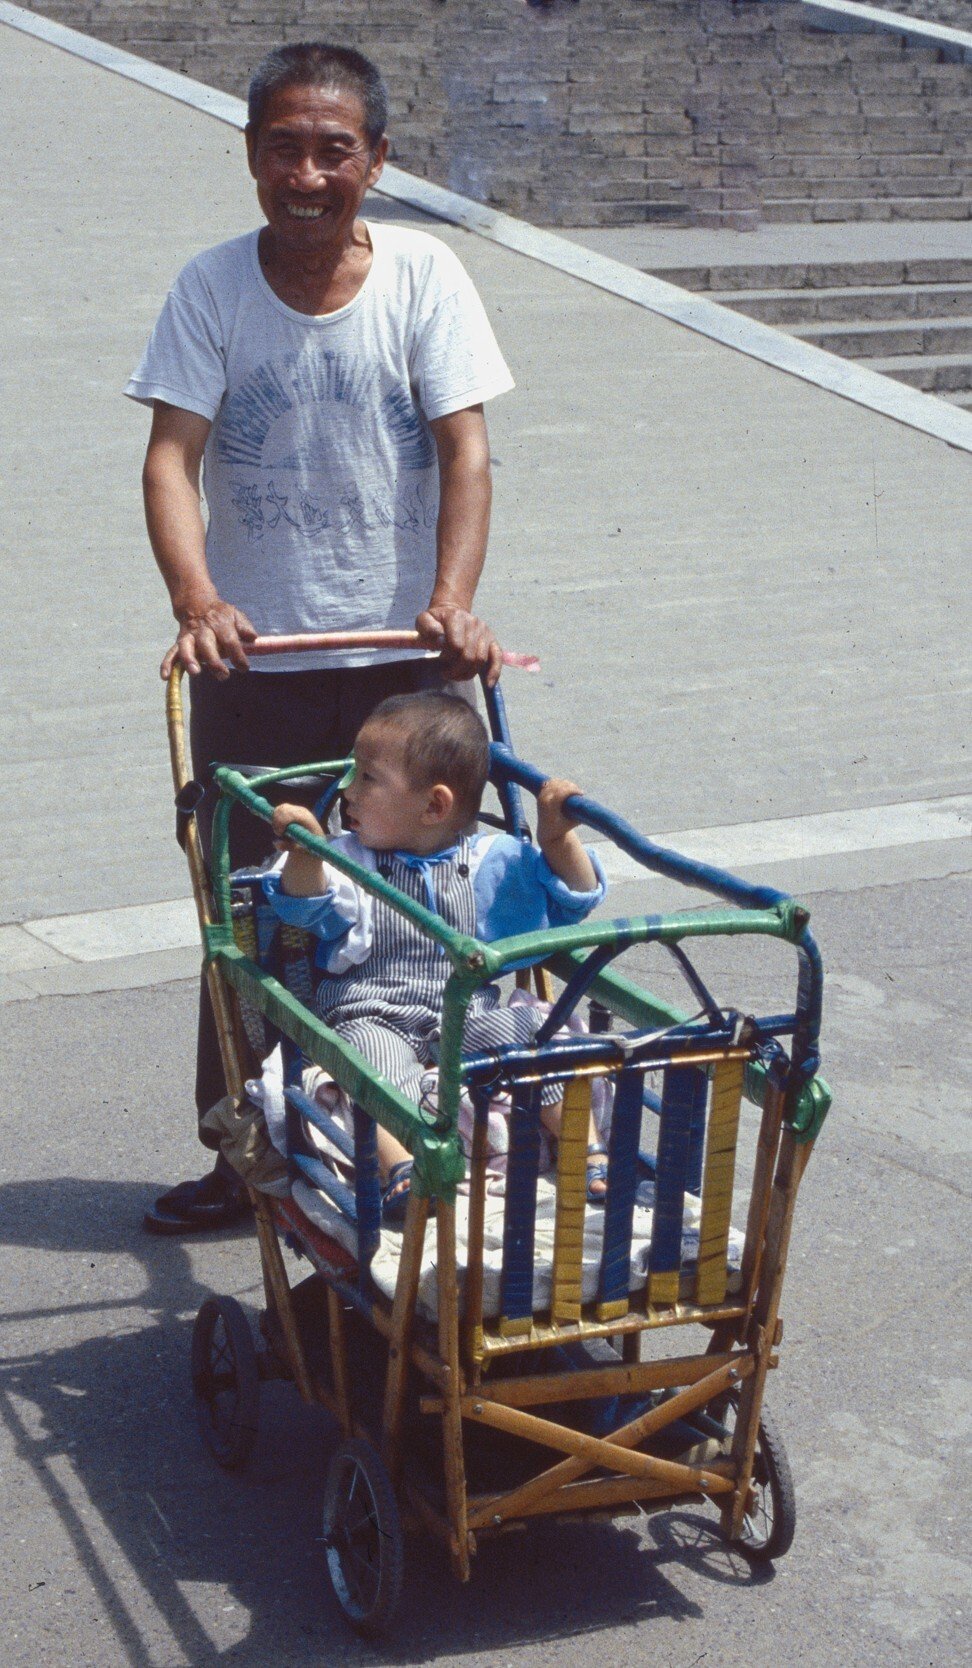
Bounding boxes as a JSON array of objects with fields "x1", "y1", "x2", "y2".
[
  {"x1": 763, "y1": 175, "x2": 971, "y2": 201},
  {"x1": 791, "y1": 315, "x2": 972, "y2": 356},
  {"x1": 658, "y1": 258, "x2": 972, "y2": 291},
  {"x1": 862, "y1": 351, "x2": 972, "y2": 390},
  {"x1": 760, "y1": 155, "x2": 970, "y2": 183},
  {"x1": 762, "y1": 195, "x2": 972, "y2": 222},
  {"x1": 675, "y1": 0, "x2": 972, "y2": 228},
  {"x1": 650, "y1": 255, "x2": 972, "y2": 405},
  {"x1": 707, "y1": 279, "x2": 972, "y2": 323}
]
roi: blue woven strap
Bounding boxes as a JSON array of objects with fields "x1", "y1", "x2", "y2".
[
  {"x1": 498, "y1": 1083, "x2": 543, "y2": 1327},
  {"x1": 597, "y1": 1069, "x2": 645, "y2": 1308},
  {"x1": 649, "y1": 1064, "x2": 707, "y2": 1279},
  {"x1": 685, "y1": 1063, "x2": 708, "y2": 1195}
]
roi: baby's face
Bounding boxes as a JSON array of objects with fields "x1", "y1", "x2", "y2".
[{"x1": 342, "y1": 724, "x2": 434, "y2": 852}]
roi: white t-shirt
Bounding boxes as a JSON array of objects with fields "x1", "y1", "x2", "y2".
[{"x1": 126, "y1": 224, "x2": 514, "y2": 670}]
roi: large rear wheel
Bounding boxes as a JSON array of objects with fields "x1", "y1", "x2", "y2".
[
  {"x1": 321, "y1": 1438, "x2": 405, "y2": 1635},
  {"x1": 191, "y1": 1295, "x2": 260, "y2": 1471}
]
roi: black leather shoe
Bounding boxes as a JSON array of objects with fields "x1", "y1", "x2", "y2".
[{"x1": 142, "y1": 1169, "x2": 251, "y2": 1235}]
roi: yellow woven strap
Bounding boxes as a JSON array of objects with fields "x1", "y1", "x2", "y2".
[
  {"x1": 231, "y1": 911, "x2": 268, "y2": 1055},
  {"x1": 694, "y1": 1056, "x2": 744, "y2": 1306},
  {"x1": 232, "y1": 912, "x2": 256, "y2": 957},
  {"x1": 647, "y1": 1265, "x2": 680, "y2": 1309},
  {"x1": 551, "y1": 1078, "x2": 593, "y2": 1323}
]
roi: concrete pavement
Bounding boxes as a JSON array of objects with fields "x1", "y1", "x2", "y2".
[
  {"x1": 1, "y1": 16, "x2": 970, "y2": 1668},
  {"x1": 4, "y1": 876, "x2": 969, "y2": 1668}
]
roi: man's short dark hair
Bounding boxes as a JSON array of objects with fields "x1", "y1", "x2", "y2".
[
  {"x1": 362, "y1": 692, "x2": 491, "y2": 823},
  {"x1": 247, "y1": 43, "x2": 388, "y2": 147}
]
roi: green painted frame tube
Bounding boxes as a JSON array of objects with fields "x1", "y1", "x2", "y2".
[{"x1": 204, "y1": 923, "x2": 465, "y2": 1198}]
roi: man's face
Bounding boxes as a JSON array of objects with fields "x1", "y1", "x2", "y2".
[{"x1": 245, "y1": 82, "x2": 387, "y2": 258}]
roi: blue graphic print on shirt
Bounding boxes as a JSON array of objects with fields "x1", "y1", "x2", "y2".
[{"x1": 215, "y1": 348, "x2": 435, "y2": 541}]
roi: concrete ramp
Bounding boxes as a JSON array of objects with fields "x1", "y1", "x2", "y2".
[{"x1": 1, "y1": 17, "x2": 969, "y2": 984}]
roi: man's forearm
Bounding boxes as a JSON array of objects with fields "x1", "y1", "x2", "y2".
[
  {"x1": 430, "y1": 460, "x2": 491, "y2": 610},
  {"x1": 429, "y1": 407, "x2": 492, "y2": 611},
  {"x1": 143, "y1": 454, "x2": 217, "y2": 620},
  {"x1": 413, "y1": 405, "x2": 502, "y2": 683},
  {"x1": 144, "y1": 403, "x2": 253, "y2": 678}
]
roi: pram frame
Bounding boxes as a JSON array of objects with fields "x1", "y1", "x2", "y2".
[{"x1": 167, "y1": 654, "x2": 830, "y2": 1614}]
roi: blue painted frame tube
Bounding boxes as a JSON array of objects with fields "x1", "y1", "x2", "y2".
[
  {"x1": 290, "y1": 1151, "x2": 359, "y2": 1221},
  {"x1": 488, "y1": 741, "x2": 824, "y2": 1090},
  {"x1": 284, "y1": 1085, "x2": 356, "y2": 1164},
  {"x1": 461, "y1": 1017, "x2": 739, "y2": 1090},
  {"x1": 491, "y1": 743, "x2": 791, "y2": 911},
  {"x1": 534, "y1": 942, "x2": 621, "y2": 1045},
  {"x1": 684, "y1": 1066, "x2": 709, "y2": 1196},
  {"x1": 482, "y1": 683, "x2": 531, "y2": 840}
]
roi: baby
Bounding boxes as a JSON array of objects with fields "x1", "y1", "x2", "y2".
[{"x1": 264, "y1": 691, "x2": 609, "y2": 1221}]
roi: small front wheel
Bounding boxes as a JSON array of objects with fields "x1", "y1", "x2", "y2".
[
  {"x1": 191, "y1": 1295, "x2": 260, "y2": 1470},
  {"x1": 321, "y1": 1438, "x2": 405, "y2": 1635},
  {"x1": 717, "y1": 1393, "x2": 796, "y2": 1561}
]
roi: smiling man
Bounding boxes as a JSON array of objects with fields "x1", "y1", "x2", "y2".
[{"x1": 126, "y1": 43, "x2": 514, "y2": 1233}]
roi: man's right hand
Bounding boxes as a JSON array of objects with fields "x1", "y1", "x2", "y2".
[{"x1": 160, "y1": 598, "x2": 258, "y2": 680}]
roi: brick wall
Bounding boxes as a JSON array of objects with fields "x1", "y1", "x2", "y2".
[
  {"x1": 23, "y1": 0, "x2": 714, "y2": 225},
  {"x1": 20, "y1": 1, "x2": 972, "y2": 227}
]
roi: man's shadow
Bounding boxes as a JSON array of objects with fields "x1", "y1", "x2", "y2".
[{"x1": 1, "y1": 1176, "x2": 772, "y2": 1666}]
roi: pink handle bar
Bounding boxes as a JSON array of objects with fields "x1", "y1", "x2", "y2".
[{"x1": 248, "y1": 630, "x2": 539, "y2": 672}]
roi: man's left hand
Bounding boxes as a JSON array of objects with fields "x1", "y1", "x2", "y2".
[{"x1": 416, "y1": 605, "x2": 504, "y2": 686}]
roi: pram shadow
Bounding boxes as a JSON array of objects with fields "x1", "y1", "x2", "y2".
[
  {"x1": 372, "y1": 1507, "x2": 774, "y2": 1665},
  {"x1": 0, "y1": 1176, "x2": 771, "y2": 1666}
]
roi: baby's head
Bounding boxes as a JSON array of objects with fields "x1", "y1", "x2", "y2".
[{"x1": 344, "y1": 691, "x2": 490, "y2": 853}]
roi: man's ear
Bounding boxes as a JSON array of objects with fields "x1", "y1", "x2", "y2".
[
  {"x1": 424, "y1": 783, "x2": 455, "y2": 825},
  {"x1": 245, "y1": 123, "x2": 258, "y2": 178},
  {"x1": 366, "y1": 135, "x2": 389, "y2": 191}
]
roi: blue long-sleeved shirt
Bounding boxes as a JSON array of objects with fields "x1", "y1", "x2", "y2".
[{"x1": 262, "y1": 829, "x2": 607, "y2": 972}]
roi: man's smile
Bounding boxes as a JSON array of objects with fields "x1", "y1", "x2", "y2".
[{"x1": 286, "y1": 203, "x2": 328, "y2": 219}]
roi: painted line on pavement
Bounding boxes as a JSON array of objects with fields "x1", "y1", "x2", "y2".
[
  {"x1": 23, "y1": 896, "x2": 200, "y2": 962},
  {"x1": 2, "y1": 1, "x2": 971, "y2": 454},
  {"x1": 597, "y1": 794, "x2": 972, "y2": 881},
  {"x1": 7, "y1": 794, "x2": 969, "y2": 967}
]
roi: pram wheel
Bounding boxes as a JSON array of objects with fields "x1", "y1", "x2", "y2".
[
  {"x1": 716, "y1": 1392, "x2": 796, "y2": 1561},
  {"x1": 191, "y1": 1296, "x2": 260, "y2": 1471},
  {"x1": 321, "y1": 1437, "x2": 405, "y2": 1635}
]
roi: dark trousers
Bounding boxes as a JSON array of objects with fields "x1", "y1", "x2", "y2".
[{"x1": 189, "y1": 660, "x2": 444, "y2": 1142}]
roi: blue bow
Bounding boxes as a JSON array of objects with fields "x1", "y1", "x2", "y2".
[{"x1": 392, "y1": 843, "x2": 462, "y2": 914}]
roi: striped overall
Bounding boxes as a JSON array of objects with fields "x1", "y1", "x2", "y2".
[{"x1": 315, "y1": 837, "x2": 560, "y2": 1105}]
